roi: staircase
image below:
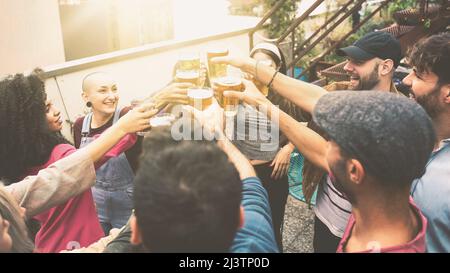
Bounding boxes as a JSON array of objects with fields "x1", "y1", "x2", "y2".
[{"x1": 249, "y1": 0, "x2": 450, "y2": 86}]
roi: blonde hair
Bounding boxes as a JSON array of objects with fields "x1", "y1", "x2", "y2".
[{"x1": 0, "y1": 186, "x2": 34, "y2": 252}]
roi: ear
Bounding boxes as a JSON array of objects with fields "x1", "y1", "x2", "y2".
[
  {"x1": 239, "y1": 206, "x2": 245, "y2": 229},
  {"x1": 380, "y1": 59, "x2": 394, "y2": 76},
  {"x1": 347, "y1": 159, "x2": 365, "y2": 185},
  {"x1": 82, "y1": 91, "x2": 89, "y2": 103},
  {"x1": 130, "y1": 215, "x2": 142, "y2": 245},
  {"x1": 443, "y1": 84, "x2": 450, "y2": 104}
]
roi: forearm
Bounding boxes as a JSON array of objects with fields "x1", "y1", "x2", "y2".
[
  {"x1": 231, "y1": 177, "x2": 278, "y2": 253},
  {"x1": 92, "y1": 133, "x2": 137, "y2": 169},
  {"x1": 284, "y1": 142, "x2": 295, "y2": 152},
  {"x1": 5, "y1": 150, "x2": 95, "y2": 218},
  {"x1": 244, "y1": 60, "x2": 327, "y2": 113},
  {"x1": 79, "y1": 125, "x2": 128, "y2": 163},
  {"x1": 217, "y1": 136, "x2": 256, "y2": 180},
  {"x1": 268, "y1": 106, "x2": 329, "y2": 172}
]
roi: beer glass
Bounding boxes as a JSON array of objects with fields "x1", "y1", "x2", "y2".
[
  {"x1": 212, "y1": 76, "x2": 243, "y2": 116},
  {"x1": 178, "y1": 52, "x2": 201, "y2": 71},
  {"x1": 206, "y1": 48, "x2": 229, "y2": 80},
  {"x1": 130, "y1": 96, "x2": 156, "y2": 136},
  {"x1": 175, "y1": 70, "x2": 201, "y2": 86},
  {"x1": 187, "y1": 88, "x2": 213, "y2": 111},
  {"x1": 150, "y1": 113, "x2": 176, "y2": 128}
]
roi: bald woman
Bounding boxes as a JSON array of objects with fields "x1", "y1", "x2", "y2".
[{"x1": 73, "y1": 72, "x2": 140, "y2": 235}]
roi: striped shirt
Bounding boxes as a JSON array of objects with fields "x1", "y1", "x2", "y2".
[
  {"x1": 232, "y1": 104, "x2": 280, "y2": 161},
  {"x1": 314, "y1": 175, "x2": 352, "y2": 237}
]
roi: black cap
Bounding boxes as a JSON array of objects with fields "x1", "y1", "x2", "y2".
[{"x1": 336, "y1": 31, "x2": 402, "y2": 67}]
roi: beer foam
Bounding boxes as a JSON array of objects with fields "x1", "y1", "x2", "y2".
[
  {"x1": 150, "y1": 115, "x2": 175, "y2": 127},
  {"x1": 216, "y1": 76, "x2": 241, "y2": 86},
  {"x1": 207, "y1": 48, "x2": 229, "y2": 55},
  {"x1": 188, "y1": 88, "x2": 213, "y2": 99},
  {"x1": 176, "y1": 70, "x2": 199, "y2": 79}
]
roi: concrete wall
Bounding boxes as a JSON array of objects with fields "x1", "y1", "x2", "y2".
[
  {"x1": 43, "y1": 30, "x2": 252, "y2": 141},
  {"x1": 0, "y1": 0, "x2": 65, "y2": 76}
]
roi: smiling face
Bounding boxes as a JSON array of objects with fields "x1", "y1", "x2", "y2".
[
  {"x1": 45, "y1": 99, "x2": 63, "y2": 132},
  {"x1": 402, "y1": 68, "x2": 446, "y2": 118},
  {"x1": 343, "y1": 58, "x2": 381, "y2": 91},
  {"x1": 82, "y1": 73, "x2": 119, "y2": 116}
]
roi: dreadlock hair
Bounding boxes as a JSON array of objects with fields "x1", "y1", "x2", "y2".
[{"x1": 0, "y1": 69, "x2": 69, "y2": 185}]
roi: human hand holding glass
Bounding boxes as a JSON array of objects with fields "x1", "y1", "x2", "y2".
[{"x1": 119, "y1": 100, "x2": 158, "y2": 135}]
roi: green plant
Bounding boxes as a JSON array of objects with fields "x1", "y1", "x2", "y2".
[
  {"x1": 424, "y1": 18, "x2": 431, "y2": 28},
  {"x1": 263, "y1": 0, "x2": 299, "y2": 39},
  {"x1": 387, "y1": 0, "x2": 417, "y2": 15}
]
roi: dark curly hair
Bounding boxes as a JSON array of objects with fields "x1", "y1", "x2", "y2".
[
  {"x1": 0, "y1": 69, "x2": 69, "y2": 184},
  {"x1": 407, "y1": 32, "x2": 450, "y2": 85}
]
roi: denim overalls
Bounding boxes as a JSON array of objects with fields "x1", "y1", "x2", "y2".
[{"x1": 80, "y1": 107, "x2": 134, "y2": 235}]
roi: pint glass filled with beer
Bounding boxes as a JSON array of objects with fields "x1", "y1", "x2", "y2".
[
  {"x1": 150, "y1": 113, "x2": 176, "y2": 128},
  {"x1": 175, "y1": 70, "x2": 201, "y2": 86},
  {"x1": 206, "y1": 48, "x2": 229, "y2": 80},
  {"x1": 130, "y1": 97, "x2": 156, "y2": 136},
  {"x1": 178, "y1": 53, "x2": 201, "y2": 71},
  {"x1": 187, "y1": 88, "x2": 213, "y2": 111},
  {"x1": 212, "y1": 76, "x2": 243, "y2": 116}
]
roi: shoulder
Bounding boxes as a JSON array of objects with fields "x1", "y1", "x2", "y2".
[
  {"x1": 51, "y1": 144, "x2": 77, "y2": 160},
  {"x1": 73, "y1": 116, "x2": 86, "y2": 131},
  {"x1": 119, "y1": 106, "x2": 132, "y2": 117}
]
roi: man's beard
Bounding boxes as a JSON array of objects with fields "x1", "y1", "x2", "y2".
[
  {"x1": 349, "y1": 64, "x2": 380, "y2": 91},
  {"x1": 414, "y1": 83, "x2": 444, "y2": 118},
  {"x1": 328, "y1": 160, "x2": 356, "y2": 204}
]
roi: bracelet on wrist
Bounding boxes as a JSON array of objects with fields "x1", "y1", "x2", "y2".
[{"x1": 267, "y1": 69, "x2": 279, "y2": 89}]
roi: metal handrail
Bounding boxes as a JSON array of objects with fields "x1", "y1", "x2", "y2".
[
  {"x1": 275, "y1": 0, "x2": 326, "y2": 44},
  {"x1": 296, "y1": 0, "x2": 392, "y2": 79},
  {"x1": 290, "y1": 0, "x2": 354, "y2": 58},
  {"x1": 287, "y1": 0, "x2": 366, "y2": 69},
  {"x1": 248, "y1": 0, "x2": 288, "y2": 50},
  {"x1": 248, "y1": 0, "x2": 406, "y2": 81}
]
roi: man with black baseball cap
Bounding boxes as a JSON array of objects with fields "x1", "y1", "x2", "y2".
[{"x1": 336, "y1": 31, "x2": 402, "y2": 91}]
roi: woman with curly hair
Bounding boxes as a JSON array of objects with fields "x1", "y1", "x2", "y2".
[
  {"x1": 0, "y1": 69, "x2": 156, "y2": 252},
  {"x1": 0, "y1": 71, "x2": 70, "y2": 184}
]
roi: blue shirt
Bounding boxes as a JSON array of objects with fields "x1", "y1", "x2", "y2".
[
  {"x1": 411, "y1": 139, "x2": 450, "y2": 253},
  {"x1": 230, "y1": 177, "x2": 279, "y2": 253}
]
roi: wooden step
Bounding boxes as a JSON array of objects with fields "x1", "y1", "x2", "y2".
[
  {"x1": 393, "y1": 4, "x2": 441, "y2": 26},
  {"x1": 318, "y1": 61, "x2": 348, "y2": 82},
  {"x1": 379, "y1": 24, "x2": 415, "y2": 38}
]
